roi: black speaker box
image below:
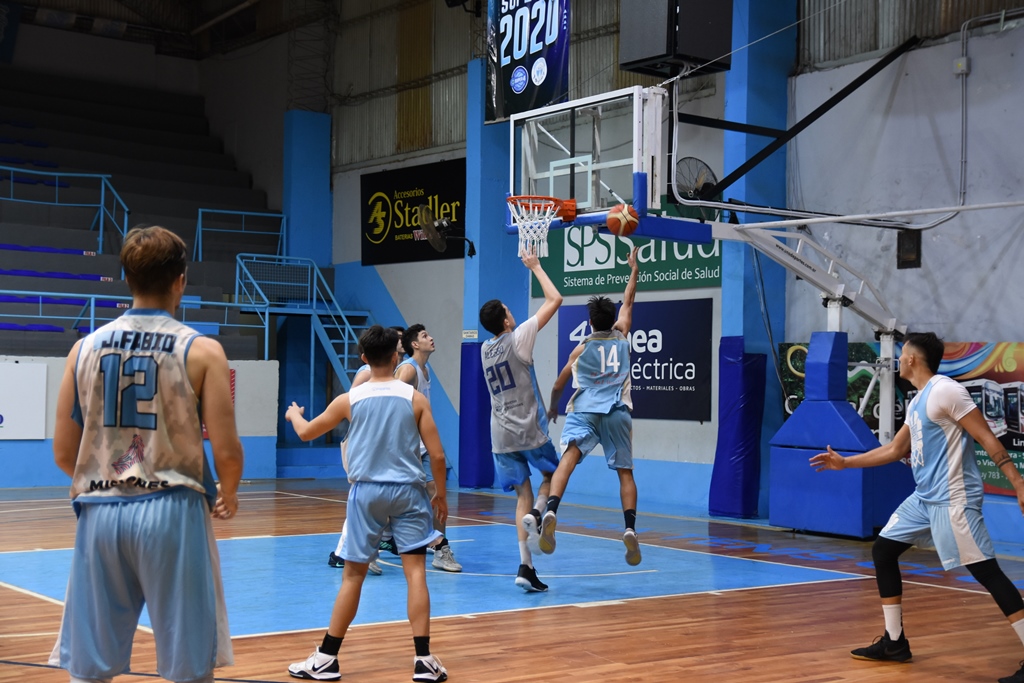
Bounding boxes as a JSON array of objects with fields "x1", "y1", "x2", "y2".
[{"x1": 619, "y1": 0, "x2": 733, "y2": 78}]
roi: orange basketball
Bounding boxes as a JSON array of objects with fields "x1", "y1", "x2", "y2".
[{"x1": 606, "y1": 204, "x2": 639, "y2": 236}]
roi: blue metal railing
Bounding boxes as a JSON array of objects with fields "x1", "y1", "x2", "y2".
[
  {"x1": 0, "y1": 288, "x2": 271, "y2": 358},
  {"x1": 0, "y1": 165, "x2": 130, "y2": 254},
  {"x1": 234, "y1": 254, "x2": 366, "y2": 385},
  {"x1": 193, "y1": 209, "x2": 288, "y2": 262}
]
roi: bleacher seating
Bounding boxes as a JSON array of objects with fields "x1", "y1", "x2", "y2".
[{"x1": 0, "y1": 66, "x2": 285, "y2": 359}]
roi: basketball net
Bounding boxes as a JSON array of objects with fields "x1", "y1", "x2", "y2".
[{"x1": 506, "y1": 196, "x2": 565, "y2": 258}]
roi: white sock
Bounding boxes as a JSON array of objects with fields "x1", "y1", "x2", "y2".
[
  {"x1": 882, "y1": 603, "x2": 903, "y2": 639},
  {"x1": 534, "y1": 493, "x2": 548, "y2": 517},
  {"x1": 1012, "y1": 618, "x2": 1024, "y2": 646},
  {"x1": 519, "y1": 540, "x2": 532, "y2": 567}
]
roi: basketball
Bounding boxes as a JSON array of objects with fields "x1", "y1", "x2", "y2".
[{"x1": 606, "y1": 204, "x2": 639, "y2": 236}]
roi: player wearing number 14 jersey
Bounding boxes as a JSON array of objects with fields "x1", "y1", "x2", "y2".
[
  {"x1": 544, "y1": 247, "x2": 642, "y2": 566},
  {"x1": 479, "y1": 246, "x2": 562, "y2": 592}
]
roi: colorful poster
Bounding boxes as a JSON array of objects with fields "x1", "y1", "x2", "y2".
[
  {"x1": 556, "y1": 299, "x2": 712, "y2": 421},
  {"x1": 780, "y1": 341, "x2": 1024, "y2": 497},
  {"x1": 486, "y1": 0, "x2": 570, "y2": 121},
  {"x1": 533, "y1": 228, "x2": 722, "y2": 296}
]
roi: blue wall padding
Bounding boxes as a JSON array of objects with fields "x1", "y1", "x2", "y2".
[
  {"x1": 804, "y1": 331, "x2": 848, "y2": 401},
  {"x1": 770, "y1": 401, "x2": 880, "y2": 451},
  {"x1": 633, "y1": 215, "x2": 713, "y2": 244},
  {"x1": 709, "y1": 336, "x2": 766, "y2": 518},
  {"x1": 283, "y1": 110, "x2": 332, "y2": 266},
  {"x1": 458, "y1": 341, "x2": 494, "y2": 488},
  {"x1": 769, "y1": 447, "x2": 914, "y2": 537}
]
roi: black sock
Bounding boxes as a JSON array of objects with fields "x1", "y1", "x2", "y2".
[
  {"x1": 529, "y1": 508, "x2": 541, "y2": 521},
  {"x1": 414, "y1": 636, "x2": 431, "y2": 657},
  {"x1": 624, "y1": 509, "x2": 636, "y2": 531},
  {"x1": 546, "y1": 495, "x2": 561, "y2": 514},
  {"x1": 436, "y1": 537, "x2": 449, "y2": 548},
  {"x1": 321, "y1": 633, "x2": 343, "y2": 656}
]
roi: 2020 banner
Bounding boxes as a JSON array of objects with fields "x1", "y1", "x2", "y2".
[
  {"x1": 486, "y1": 0, "x2": 570, "y2": 121},
  {"x1": 555, "y1": 299, "x2": 712, "y2": 421}
]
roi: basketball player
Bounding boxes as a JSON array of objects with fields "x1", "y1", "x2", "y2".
[
  {"x1": 50, "y1": 225, "x2": 243, "y2": 683},
  {"x1": 479, "y1": 246, "x2": 562, "y2": 592},
  {"x1": 811, "y1": 332, "x2": 1024, "y2": 682},
  {"x1": 328, "y1": 325, "x2": 405, "y2": 575},
  {"x1": 396, "y1": 324, "x2": 461, "y2": 572},
  {"x1": 541, "y1": 247, "x2": 641, "y2": 566},
  {"x1": 286, "y1": 325, "x2": 448, "y2": 682}
]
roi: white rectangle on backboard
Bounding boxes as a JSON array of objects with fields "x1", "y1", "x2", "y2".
[{"x1": 0, "y1": 363, "x2": 47, "y2": 440}]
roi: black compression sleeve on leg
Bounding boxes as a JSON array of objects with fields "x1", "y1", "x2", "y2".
[
  {"x1": 967, "y1": 559, "x2": 1024, "y2": 617},
  {"x1": 873, "y1": 536, "x2": 912, "y2": 599}
]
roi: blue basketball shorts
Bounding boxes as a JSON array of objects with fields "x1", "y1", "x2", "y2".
[
  {"x1": 492, "y1": 440, "x2": 560, "y2": 491},
  {"x1": 559, "y1": 405, "x2": 633, "y2": 469},
  {"x1": 51, "y1": 487, "x2": 232, "y2": 681},
  {"x1": 880, "y1": 493, "x2": 996, "y2": 570},
  {"x1": 342, "y1": 481, "x2": 441, "y2": 561}
]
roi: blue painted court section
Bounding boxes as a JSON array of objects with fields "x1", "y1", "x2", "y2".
[{"x1": 0, "y1": 524, "x2": 863, "y2": 637}]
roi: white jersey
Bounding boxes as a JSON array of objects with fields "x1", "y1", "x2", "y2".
[
  {"x1": 345, "y1": 380, "x2": 424, "y2": 483},
  {"x1": 69, "y1": 310, "x2": 215, "y2": 508},
  {"x1": 481, "y1": 316, "x2": 549, "y2": 452},
  {"x1": 906, "y1": 374, "x2": 983, "y2": 507}
]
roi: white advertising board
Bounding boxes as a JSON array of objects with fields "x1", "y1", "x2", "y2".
[{"x1": 0, "y1": 363, "x2": 47, "y2": 440}]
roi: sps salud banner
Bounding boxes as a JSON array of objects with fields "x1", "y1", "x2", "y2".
[
  {"x1": 361, "y1": 159, "x2": 466, "y2": 266},
  {"x1": 534, "y1": 228, "x2": 721, "y2": 296},
  {"x1": 556, "y1": 299, "x2": 712, "y2": 421},
  {"x1": 486, "y1": 0, "x2": 570, "y2": 121}
]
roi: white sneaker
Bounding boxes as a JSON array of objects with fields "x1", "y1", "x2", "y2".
[
  {"x1": 368, "y1": 560, "x2": 383, "y2": 575},
  {"x1": 413, "y1": 654, "x2": 448, "y2": 682},
  {"x1": 538, "y1": 510, "x2": 557, "y2": 554},
  {"x1": 287, "y1": 646, "x2": 340, "y2": 680},
  {"x1": 623, "y1": 528, "x2": 642, "y2": 566},
  {"x1": 522, "y1": 512, "x2": 542, "y2": 554},
  {"x1": 431, "y1": 544, "x2": 462, "y2": 572}
]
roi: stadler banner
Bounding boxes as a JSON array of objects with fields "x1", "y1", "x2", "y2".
[
  {"x1": 534, "y1": 227, "x2": 722, "y2": 296},
  {"x1": 780, "y1": 340, "x2": 1024, "y2": 498},
  {"x1": 486, "y1": 0, "x2": 570, "y2": 121},
  {"x1": 556, "y1": 299, "x2": 712, "y2": 421},
  {"x1": 360, "y1": 159, "x2": 466, "y2": 266}
]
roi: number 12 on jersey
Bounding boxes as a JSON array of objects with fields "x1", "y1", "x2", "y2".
[{"x1": 100, "y1": 353, "x2": 158, "y2": 429}]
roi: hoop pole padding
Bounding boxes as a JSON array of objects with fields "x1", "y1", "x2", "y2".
[{"x1": 633, "y1": 172, "x2": 648, "y2": 216}]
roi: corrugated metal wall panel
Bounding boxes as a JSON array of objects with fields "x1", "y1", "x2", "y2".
[
  {"x1": 800, "y1": 0, "x2": 1024, "y2": 68},
  {"x1": 431, "y1": 76, "x2": 466, "y2": 149}
]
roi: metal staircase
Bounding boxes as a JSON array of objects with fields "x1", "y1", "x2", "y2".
[{"x1": 235, "y1": 253, "x2": 371, "y2": 390}]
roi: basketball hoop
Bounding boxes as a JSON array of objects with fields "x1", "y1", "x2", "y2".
[{"x1": 506, "y1": 195, "x2": 576, "y2": 258}]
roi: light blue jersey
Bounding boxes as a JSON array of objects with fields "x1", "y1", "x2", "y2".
[
  {"x1": 397, "y1": 357, "x2": 431, "y2": 403},
  {"x1": 345, "y1": 380, "x2": 424, "y2": 484},
  {"x1": 566, "y1": 330, "x2": 632, "y2": 414},
  {"x1": 906, "y1": 374, "x2": 983, "y2": 507}
]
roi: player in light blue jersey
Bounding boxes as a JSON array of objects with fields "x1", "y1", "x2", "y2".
[
  {"x1": 328, "y1": 325, "x2": 405, "y2": 575},
  {"x1": 480, "y1": 246, "x2": 562, "y2": 592},
  {"x1": 396, "y1": 323, "x2": 462, "y2": 572},
  {"x1": 51, "y1": 226, "x2": 243, "y2": 683},
  {"x1": 812, "y1": 332, "x2": 1024, "y2": 681},
  {"x1": 542, "y1": 247, "x2": 642, "y2": 566},
  {"x1": 286, "y1": 325, "x2": 449, "y2": 682}
]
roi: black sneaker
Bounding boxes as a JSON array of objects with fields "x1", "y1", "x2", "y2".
[
  {"x1": 379, "y1": 537, "x2": 399, "y2": 556},
  {"x1": 327, "y1": 552, "x2": 344, "y2": 568},
  {"x1": 412, "y1": 654, "x2": 447, "y2": 682},
  {"x1": 514, "y1": 564, "x2": 548, "y2": 592},
  {"x1": 999, "y1": 660, "x2": 1024, "y2": 683},
  {"x1": 850, "y1": 631, "x2": 912, "y2": 663}
]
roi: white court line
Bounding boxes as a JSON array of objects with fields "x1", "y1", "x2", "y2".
[
  {"x1": 904, "y1": 578, "x2": 990, "y2": 595},
  {"x1": 0, "y1": 581, "x2": 64, "y2": 607},
  {"x1": 0, "y1": 632, "x2": 59, "y2": 638},
  {"x1": 0, "y1": 506, "x2": 69, "y2": 515},
  {"x1": 373, "y1": 558, "x2": 657, "y2": 579}
]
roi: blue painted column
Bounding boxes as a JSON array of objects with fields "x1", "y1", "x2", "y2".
[
  {"x1": 283, "y1": 110, "x2": 332, "y2": 265},
  {"x1": 459, "y1": 58, "x2": 521, "y2": 487},
  {"x1": 722, "y1": 0, "x2": 797, "y2": 516}
]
